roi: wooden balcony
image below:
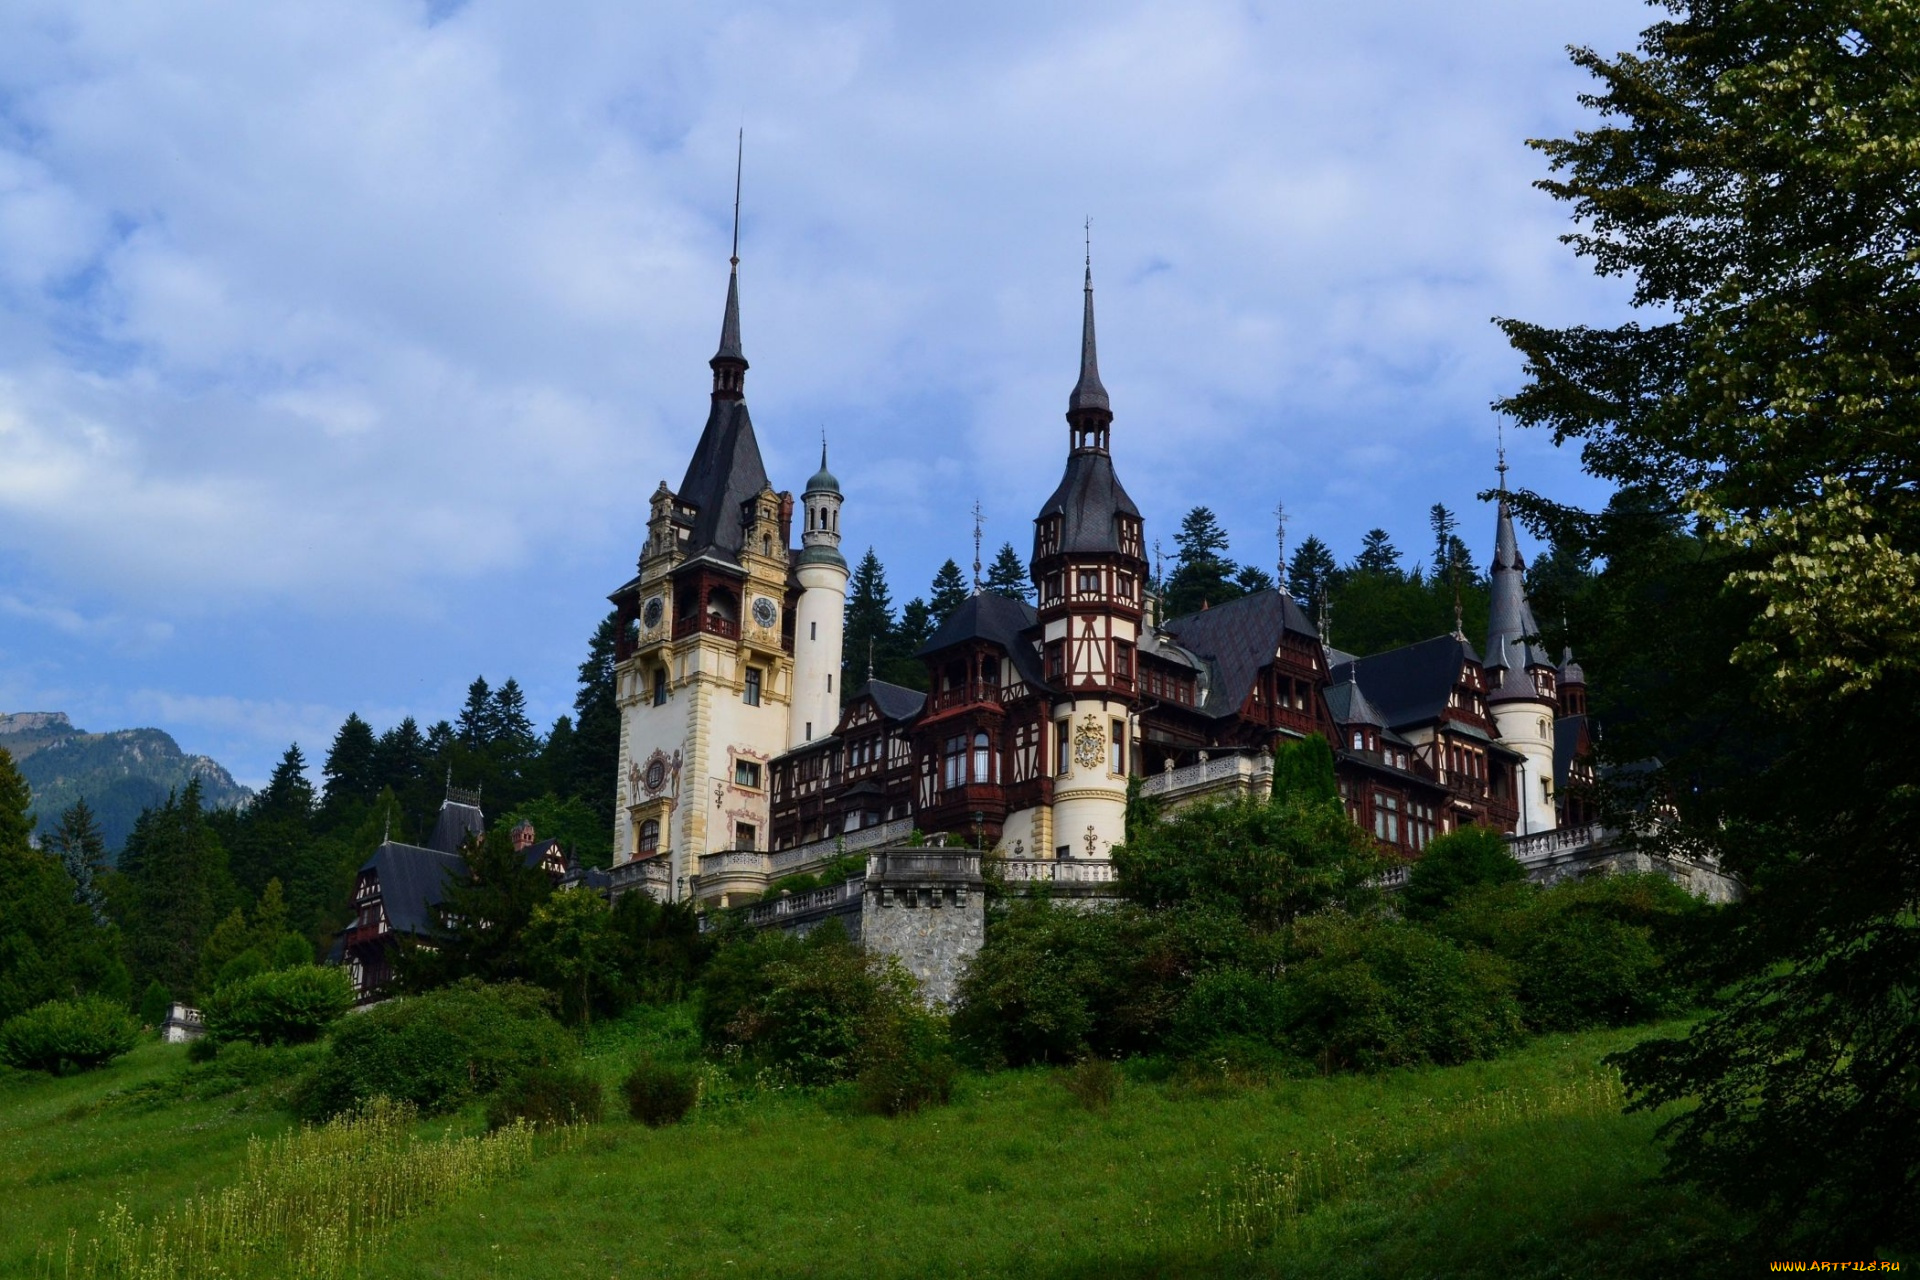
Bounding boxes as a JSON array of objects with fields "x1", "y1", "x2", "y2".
[{"x1": 673, "y1": 613, "x2": 739, "y2": 642}]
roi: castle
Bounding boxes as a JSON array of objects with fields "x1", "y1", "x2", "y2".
[{"x1": 602, "y1": 240, "x2": 1606, "y2": 910}]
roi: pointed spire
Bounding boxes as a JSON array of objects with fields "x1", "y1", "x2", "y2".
[
  {"x1": 710, "y1": 130, "x2": 748, "y2": 401},
  {"x1": 1485, "y1": 447, "x2": 1551, "y2": 675},
  {"x1": 1067, "y1": 221, "x2": 1111, "y2": 422}
]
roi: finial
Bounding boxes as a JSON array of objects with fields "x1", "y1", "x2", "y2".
[
  {"x1": 382, "y1": 807, "x2": 391, "y2": 845},
  {"x1": 731, "y1": 128, "x2": 743, "y2": 267},
  {"x1": 1274, "y1": 500, "x2": 1289, "y2": 587},
  {"x1": 1084, "y1": 216, "x2": 1091, "y2": 274},
  {"x1": 820, "y1": 429, "x2": 828, "y2": 471},
  {"x1": 971, "y1": 500, "x2": 984, "y2": 593},
  {"x1": 1453, "y1": 583, "x2": 1465, "y2": 641},
  {"x1": 1497, "y1": 421, "x2": 1508, "y2": 491},
  {"x1": 867, "y1": 635, "x2": 875, "y2": 683}
]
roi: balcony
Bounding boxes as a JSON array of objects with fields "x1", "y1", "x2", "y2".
[
  {"x1": 608, "y1": 855, "x2": 672, "y2": 900},
  {"x1": 769, "y1": 818, "x2": 914, "y2": 877},
  {"x1": 673, "y1": 613, "x2": 739, "y2": 642},
  {"x1": 1140, "y1": 753, "x2": 1273, "y2": 808}
]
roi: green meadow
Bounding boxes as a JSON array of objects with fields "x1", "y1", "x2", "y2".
[{"x1": 0, "y1": 1012, "x2": 1745, "y2": 1279}]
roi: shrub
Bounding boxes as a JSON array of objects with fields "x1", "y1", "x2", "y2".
[
  {"x1": 137, "y1": 980, "x2": 171, "y2": 1030},
  {"x1": 1442, "y1": 873, "x2": 1704, "y2": 1030},
  {"x1": 187, "y1": 1034, "x2": 221, "y2": 1063},
  {"x1": 1062, "y1": 1058, "x2": 1120, "y2": 1112},
  {"x1": 202, "y1": 965, "x2": 354, "y2": 1046},
  {"x1": 1168, "y1": 967, "x2": 1289, "y2": 1059},
  {"x1": 297, "y1": 980, "x2": 575, "y2": 1119},
  {"x1": 851, "y1": 967, "x2": 955, "y2": 1116},
  {"x1": 0, "y1": 997, "x2": 140, "y2": 1074},
  {"x1": 1280, "y1": 915, "x2": 1522, "y2": 1072},
  {"x1": 622, "y1": 1056, "x2": 700, "y2": 1126},
  {"x1": 1401, "y1": 824, "x2": 1525, "y2": 922},
  {"x1": 1114, "y1": 793, "x2": 1389, "y2": 932},
  {"x1": 486, "y1": 1065, "x2": 604, "y2": 1130}
]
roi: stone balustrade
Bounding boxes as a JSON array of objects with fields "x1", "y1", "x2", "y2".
[
  {"x1": 1507, "y1": 823, "x2": 1610, "y2": 868},
  {"x1": 994, "y1": 858, "x2": 1118, "y2": 884},
  {"x1": 769, "y1": 818, "x2": 915, "y2": 876},
  {"x1": 1140, "y1": 753, "x2": 1273, "y2": 806}
]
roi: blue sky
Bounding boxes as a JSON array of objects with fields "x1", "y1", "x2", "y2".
[{"x1": 0, "y1": 0, "x2": 1650, "y2": 788}]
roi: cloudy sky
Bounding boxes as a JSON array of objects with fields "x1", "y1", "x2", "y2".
[{"x1": 0, "y1": 0, "x2": 1650, "y2": 787}]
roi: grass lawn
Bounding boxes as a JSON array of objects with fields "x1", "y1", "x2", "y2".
[{"x1": 0, "y1": 1015, "x2": 1746, "y2": 1279}]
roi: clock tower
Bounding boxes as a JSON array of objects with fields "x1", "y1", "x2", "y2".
[{"x1": 1030, "y1": 257, "x2": 1146, "y2": 860}]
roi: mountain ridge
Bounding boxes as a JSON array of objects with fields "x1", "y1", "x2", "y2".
[{"x1": 0, "y1": 711, "x2": 253, "y2": 856}]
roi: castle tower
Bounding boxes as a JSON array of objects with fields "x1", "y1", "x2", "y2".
[
  {"x1": 1483, "y1": 457, "x2": 1559, "y2": 835},
  {"x1": 610, "y1": 241, "x2": 798, "y2": 900},
  {"x1": 790, "y1": 443, "x2": 848, "y2": 748},
  {"x1": 1030, "y1": 254, "x2": 1147, "y2": 860}
]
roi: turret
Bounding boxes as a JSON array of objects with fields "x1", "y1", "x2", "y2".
[
  {"x1": 1030, "y1": 249, "x2": 1145, "y2": 860},
  {"x1": 790, "y1": 443, "x2": 848, "y2": 747},
  {"x1": 1483, "y1": 455, "x2": 1558, "y2": 835}
]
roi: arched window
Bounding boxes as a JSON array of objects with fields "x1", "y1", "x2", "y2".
[
  {"x1": 972, "y1": 732, "x2": 992, "y2": 784},
  {"x1": 638, "y1": 819, "x2": 659, "y2": 858}
]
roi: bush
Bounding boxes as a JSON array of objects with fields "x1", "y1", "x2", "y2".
[
  {"x1": 0, "y1": 997, "x2": 140, "y2": 1074},
  {"x1": 1168, "y1": 967, "x2": 1289, "y2": 1059},
  {"x1": 1401, "y1": 824, "x2": 1525, "y2": 922},
  {"x1": 202, "y1": 965, "x2": 354, "y2": 1046},
  {"x1": 622, "y1": 1056, "x2": 699, "y2": 1126},
  {"x1": 851, "y1": 968, "x2": 955, "y2": 1116},
  {"x1": 137, "y1": 980, "x2": 171, "y2": 1030},
  {"x1": 1062, "y1": 1058, "x2": 1120, "y2": 1112},
  {"x1": 1442, "y1": 873, "x2": 1704, "y2": 1030},
  {"x1": 486, "y1": 1065, "x2": 604, "y2": 1130},
  {"x1": 297, "y1": 980, "x2": 576, "y2": 1119},
  {"x1": 1280, "y1": 916, "x2": 1523, "y2": 1072}
]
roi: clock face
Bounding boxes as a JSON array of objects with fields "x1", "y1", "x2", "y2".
[
  {"x1": 642, "y1": 596, "x2": 664, "y2": 629},
  {"x1": 752, "y1": 597, "x2": 778, "y2": 629}
]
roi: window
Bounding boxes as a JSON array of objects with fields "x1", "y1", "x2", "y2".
[
  {"x1": 1055, "y1": 721, "x2": 1070, "y2": 775},
  {"x1": 1077, "y1": 569, "x2": 1101, "y2": 595},
  {"x1": 1110, "y1": 719, "x2": 1125, "y2": 774},
  {"x1": 1046, "y1": 640, "x2": 1066, "y2": 679},
  {"x1": 827, "y1": 673, "x2": 833, "y2": 693},
  {"x1": 804, "y1": 721, "x2": 813, "y2": 741},
  {"x1": 1114, "y1": 641, "x2": 1133, "y2": 682},
  {"x1": 1352, "y1": 730, "x2": 1364, "y2": 751},
  {"x1": 734, "y1": 760, "x2": 763, "y2": 789},
  {"x1": 734, "y1": 822, "x2": 757, "y2": 851},
  {"x1": 972, "y1": 731, "x2": 992, "y2": 784},
  {"x1": 638, "y1": 819, "x2": 659, "y2": 857},
  {"x1": 1372, "y1": 793, "x2": 1400, "y2": 843},
  {"x1": 743, "y1": 667, "x2": 762, "y2": 706},
  {"x1": 652, "y1": 669, "x2": 668, "y2": 706},
  {"x1": 944, "y1": 734, "x2": 967, "y2": 790},
  {"x1": 811, "y1": 621, "x2": 817, "y2": 640},
  {"x1": 1056, "y1": 845, "x2": 1071, "y2": 860},
  {"x1": 1118, "y1": 573, "x2": 1134, "y2": 601}
]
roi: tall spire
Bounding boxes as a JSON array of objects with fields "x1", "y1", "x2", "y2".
[
  {"x1": 710, "y1": 130, "x2": 748, "y2": 401},
  {"x1": 1485, "y1": 446, "x2": 1551, "y2": 676},
  {"x1": 1066, "y1": 219, "x2": 1111, "y2": 450}
]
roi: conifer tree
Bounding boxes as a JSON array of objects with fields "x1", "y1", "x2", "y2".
[
  {"x1": 118, "y1": 779, "x2": 236, "y2": 998},
  {"x1": 1286, "y1": 535, "x2": 1337, "y2": 618},
  {"x1": 47, "y1": 798, "x2": 109, "y2": 925},
  {"x1": 322, "y1": 713, "x2": 378, "y2": 809},
  {"x1": 1233, "y1": 565, "x2": 1276, "y2": 594},
  {"x1": 372, "y1": 717, "x2": 430, "y2": 792},
  {"x1": 457, "y1": 678, "x2": 496, "y2": 750},
  {"x1": 983, "y1": 543, "x2": 1032, "y2": 602},
  {"x1": 1166, "y1": 507, "x2": 1242, "y2": 617},
  {"x1": 842, "y1": 548, "x2": 896, "y2": 695},
  {"x1": 928, "y1": 559, "x2": 970, "y2": 625},
  {"x1": 256, "y1": 745, "x2": 316, "y2": 821},
  {"x1": 567, "y1": 613, "x2": 621, "y2": 834},
  {"x1": 1354, "y1": 528, "x2": 1402, "y2": 576}
]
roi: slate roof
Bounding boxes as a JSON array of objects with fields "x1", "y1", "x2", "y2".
[
  {"x1": 713, "y1": 263, "x2": 744, "y2": 364},
  {"x1": 1324, "y1": 676, "x2": 1385, "y2": 728},
  {"x1": 915, "y1": 593, "x2": 1048, "y2": 690},
  {"x1": 1034, "y1": 452, "x2": 1140, "y2": 556},
  {"x1": 1486, "y1": 496, "x2": 1553, "y2": 672},
  {"x1": 427, "y1": 798, "x2": 485, "y2": 855},
  {"x1": 358, "y1": 842, "x2": 465, "y2": 937},
  {"x1": 675, "y1": 398, "x2": 770, "y2": 566},
  {"x1": 864, "y1": 680, "x2": 929, "y2": 722},
  {"x1": 1067, "y1": 265, "x2": 1110, "y2": 415},
  {"x1": 1330, "y1": 633, "x2": 1478, "y2": 731},
  {"x1": 1160, "y1": 590, "x2": 1318, "y2": 720},
  {"x1": 1554, "y1": 713, "x2": 1589, "y2": 788}
]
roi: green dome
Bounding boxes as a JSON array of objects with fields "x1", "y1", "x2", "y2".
[{"x1": 805, "y1": 443, "x2": 841, "y2": 497}]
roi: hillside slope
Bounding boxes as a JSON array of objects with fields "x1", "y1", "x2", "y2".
[{"x1": 0, "y1": 711, "x2": 252, "y2": 855}]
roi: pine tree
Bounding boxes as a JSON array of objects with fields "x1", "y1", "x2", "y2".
[
  {"x1": 372, "y1": 717, "x2": 430, "y2": 792},
  {"x1": 118, "y1": 780, "x2": 237, "y2": 998},
  {"x1": 1233, "y1": 565, "x2": 1276, "y2": 593},
  {"x1": 457, "y1": 677, "x2": 496, "y2": 750},
  {"x1": 1428, "y1": 505, "x2": 1459, "y2": 581},
  {"x1": 843, "y1": 548, "x2": 896, "y2": 695},
  {"x1": 1286, "y1": 536, "x2": 1337, "y2": 614},
  {"x1": 256, "y1": 745, "x2": 315, "y2": 821},
  {"x1": 399, "y1": 827, "x2": 552, "y2": 989},
  {"x1": 46, "y1": 798, "x2": 109, "y2": 925},
  {"x1": 425, "y1": 720, "x2": 457, "y2": 757},
  {"x1": 0, "y1": 750, "x2": 129, "y2": 1021},
  {"x1": 565, "y1": 612, "x2": 622, "y2": 846},
  {"x1": 492, "y1": 679, "x2": 535, "y2": 749},
  {"x1": 928, "y1": 559, "x2": 970, "y2": 625},
  {"x1": 983, "y1": 543, "x2": 1032, "y2": 602},
  {"x1": 1354, "y1": 528, "x2": 1402, "y2": 576},
  {"x1": 1166, "y1": 507, "x2": 1243, "y2": 617},
  {"x1": 887, "y1": 597, "x2": 935, "y2": 691},
  {"x1": 322, "y1": 713, "x2": 378, "y2": 809}
]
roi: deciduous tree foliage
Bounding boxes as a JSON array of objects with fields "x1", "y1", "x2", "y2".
[{"x1": 1498, "y1": 0, "x2": 1920, "y2": 1251}]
